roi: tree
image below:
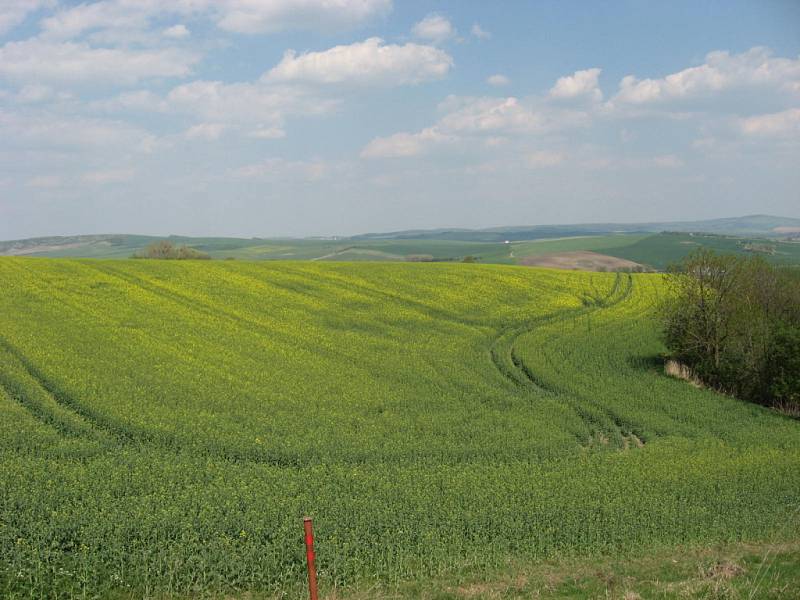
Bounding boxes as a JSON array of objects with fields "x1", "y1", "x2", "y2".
[
  {"x1": 133, "y1": 241, "x2": 210, "y2": 260},
  {"x1": 662, "y1": 249, "x2": 800, "y2": 410}
]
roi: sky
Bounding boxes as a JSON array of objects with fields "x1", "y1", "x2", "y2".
[{"x1": 0, "y1": 1, "x2": 799, "y2": 240}]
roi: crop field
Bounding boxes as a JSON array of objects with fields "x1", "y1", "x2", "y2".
[
  {"x1": 1, "y1": 258, "x2": 799, "y2": 598},
  {"x1": 600, "y1": 233, "x2": 800, "y2": 271}
]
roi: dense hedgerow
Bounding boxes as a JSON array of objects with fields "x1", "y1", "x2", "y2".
[
  {"x1": 0, "y1": 258, "x2": 798, "y2": 598},
  {"x1": 662, "y1": 249, "x2": 800, "y2": 408}
]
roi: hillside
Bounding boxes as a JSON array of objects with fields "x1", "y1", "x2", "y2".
[
  {"x1": 1, "y1": 258, "x2": 798, "y2": 598},
  {"x1": 352, "y1": 214, "x2": 800, "y2": 242},
  {"x1": 3, "y1": 216, "x2": 800, "y2": 269}
]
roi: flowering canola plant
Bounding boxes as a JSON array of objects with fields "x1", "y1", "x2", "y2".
[{"x1": 0, "y1": 258, "x2": 798, "y2": 597}]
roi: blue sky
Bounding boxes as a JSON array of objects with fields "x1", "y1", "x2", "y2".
[{"x1": 1, "y1": 0, "x2": 798, "y2": 239}]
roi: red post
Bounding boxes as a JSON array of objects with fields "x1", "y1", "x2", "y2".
[{"x1": 303, "y1": 517, "x2": 319, "y2": 600}]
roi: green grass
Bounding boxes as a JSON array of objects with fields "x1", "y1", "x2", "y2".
[
  {"x1": 0, "y1": 258, "x2": 798, "y2": 598},
  {"x1": 602, "y1": 233, "x2": 800, "y2": 270},
  {"x1": 8, "y1": 232, "x2": 800, "y2": 271}
]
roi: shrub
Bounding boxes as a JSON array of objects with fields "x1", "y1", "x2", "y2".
[
  {"x1": 662, "y1": 249, "x2": 800, "y2": 409},
  {"x1": 133, "y1": 241, "x2": 210, "y2": 260}
]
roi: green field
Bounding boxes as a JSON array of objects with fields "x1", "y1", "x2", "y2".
[
  {"x1": 600, "y1": 233, "x2": 800, "y2": 271},
  {"x1": 5, "y1": 231, "x2": 800, "y2": 272},
  {"x1": 1, "y1": 258, "x2": 799, "y2": 598}
]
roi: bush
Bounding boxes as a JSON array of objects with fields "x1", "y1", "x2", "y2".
[
  {"x1": 133, "y1": 241, "x2": 210, "y2": 260},
  {"x1": 662, "y1": 249, "x2": 800, "y2": 409}
]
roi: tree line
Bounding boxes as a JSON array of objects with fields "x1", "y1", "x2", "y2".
[
  {"x1": 133, "y1": 240, "x2": 210, "y2": 260},
  {"x1": 662, "y1": 249, "x2": 799, "y2": 412}
]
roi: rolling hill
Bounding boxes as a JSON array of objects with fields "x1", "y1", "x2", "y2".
[
  {"x1": 1, "y1": 258, "x2": 798, "y2": 598},
  {"x1": 3, "y1": 215, "x2": 800, "y2": 271}
]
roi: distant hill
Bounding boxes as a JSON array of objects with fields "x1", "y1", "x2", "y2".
[
  {"x1": 352, "y1": 214, "x2": 800, "y2": 242},
  {"x1": 2, "y1": 215, "x2": 800, "y2": 270}
]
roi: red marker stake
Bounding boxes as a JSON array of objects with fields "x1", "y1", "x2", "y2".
[{"x1": 303, "y1": 517, "x2": 319, "y2": 600}]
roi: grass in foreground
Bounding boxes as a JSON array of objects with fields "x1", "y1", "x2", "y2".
[{"x1": 317, "y1": 540, "x2": 800, "y2": 599}]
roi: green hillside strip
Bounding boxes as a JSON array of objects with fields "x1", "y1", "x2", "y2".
[
  {"x1": 602, "y1": 233, "x2": 800, "y2": 270},
  {"x1": 0, "y1": 258, "x2": 798, "y2": 598}
]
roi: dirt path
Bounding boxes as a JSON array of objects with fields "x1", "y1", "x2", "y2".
[{"x1": 519, "y1": 250, "x2": 644, "y2": 271}]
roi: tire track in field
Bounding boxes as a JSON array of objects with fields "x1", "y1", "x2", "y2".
[
  {"x1": 488, "y1": 273, "x2": 644, "y2": 449},
  {"x1": 86, "y1": 263, "x2": 358, "y2": 365},
  {"x1": 0, "y1": 336, "x2": 116, "y2": 448},
  {"x1": 0, "y1": 334, "x2": 322, "y2": 467},
  {"x1": 273, "y1": 264, "x2": 487, "y2": 327}
]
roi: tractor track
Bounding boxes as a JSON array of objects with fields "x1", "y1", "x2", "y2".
[{"x1": 487, "y1": 273, "x2": 645, "y2": 449}]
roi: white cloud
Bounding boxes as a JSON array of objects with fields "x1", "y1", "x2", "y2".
[
  {"x1": 0, "y1": 109, "x2": 157, "y2": 150},
  {"x1": 527, "y1": 150, "x2": 565, "y2": 168},
  {"x1": 82, "y1": 168, "x2": 135, "y2": 184},
  {"x1": 549, "y1": 68, "x2": 602, "y2": 101},
  {"x1": 411, "y1": 14, "x2": 455, "y2": 44},
  {"x1": 740, "y1": 108, "x2": 800, "y2": 138},
  {"x1": 16, "y1": 84, "x2": 53, "y2": 103},
  {"x1": 264, "y1": 37, "x2": 453, "y2": 86},
  {"x1": 185, "y1": 122, "x2": 226, "y2": 140},
  {"x1": 487, "y1": 74, "x2": 510, "y2": 87},
  {"x1": 38, "y1": 0, "x2": 392, "y2": 39},
  {"x1": 361, "y1": 95, "x2": 591, "y2": 159},
  {"x1": 26, "y1": 174, "x2": 62, "y2": 188},
  {"x1": 163, "y1": 24, "x2": 190, "y2": 39},
  {"x1": 40, "y1": 1, "x2": 144, "y2": 39},
  {"x1": 91, "y1": 89, "x2": 169, "y2": 112},
  {"x1": 613, "y1": 47, "x2": 800, "y2": 105},
  {"x1": 650, "y1": 154, "x2": 683, "y2": 168},
  {"x1": 0, "y1": 0, "x2": 53, "y2": 35},
  {"x1": 470, "y1": 23, "x2": 490, "y2": 40},
  {"x1": 216, "y1": 0, "x2": 392, "y2": 34},
  {"x1": 0, "y1": 39, "x2": 199, "y2": 85},
  {"x1": 436, "y1": 97, "x2": 543, "y2": 134},
  {"x1": 166, "y1": 80, "x2": 336, "y2": 127},
  {"x1": 360, "y1": 127, "x2": 452, "y2": 158},
  {"x1": 436, "y1": 96, "x2": 588, "y2": 135},
  {"x1": 230, "y1": 158, "x2": 332, "y2": 181},
  {"x1": 247, "y1": 127, "x2": 286, "y2": 139},
  {"x1": 582, "y1": 154, "x2": 685, "y2": 170}
]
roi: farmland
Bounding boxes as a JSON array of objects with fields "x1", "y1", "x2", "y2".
[
  {"x1": 4, "y1": 230, "x2": 800, "y2": 273},
  {"x1": 1, "y1": 258, "x2": 799, "y2": 598}
]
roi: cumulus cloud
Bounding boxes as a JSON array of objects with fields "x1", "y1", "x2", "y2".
[
  {"x1": 247, "y1": 127, "x2": 286, "y2": 139},
  {"x1": 26, "y1": 174, "x2": 63, "y2": 188},
  {"x1": 0, "y1": 109, "x2": 157, "y2": 150},
  {"x1": 82, "y1": 168, "x2": 135, "y2": 184},
  {"x1": 16, "y1": 84, "x2": 53, "y2": 103},
  {"x1": 39, "y1": 0, "x2": 392, "y2": 39},
  {"x1": 487, "y1": 74, "x2": 510, "y2": 87},
  {"x1": 264, "y1": 37, "x2": 453, "y2": 86},
  {"x1": 215, "y1": 0, "x2": 392, "y2": 34},
  {"x1": 613, "y1": 47, "x2": 800, "y2": 105},
  {"x1": 362, "y1": 96, "x2": 590, "y2": 159},
  {"x1": 470, "y1": 23, "x2": 490, "y2": 40},
  {"x1": 411, "y1": 14, "x2": 455, "y2": 44},
  {"x1": 0, "y1": 39, "x2": 199, "y2": 85},
  {"x1": 230, "y1": 158, "x2": 332, "y2": 181},
  {"x1": 39, "y1": 0, "x2": 169, "y2": 39},
  {"x1": 436, "y1": 96, "x2": 588, "y2": 135},
  {"x1": 360, "y1": 127, "x2": 453, "y2": 158},
  {"x1": 185, "y1": 122, "x2": 226, "y2": 140},
  {"x1": 435, "y1": 97, "x2": 545, "y2": 134},
  {"x1": 0, "y1": 0, "x2": 53, "y2": 35},
  {"x1": 527, "y1": 150, "x2": 565, "y2": 167},
  {"x1": 549, "y1": 68, "x2": 602, "y2": 101},
  {"x1": 163, "y1": 24, "x2": 190, "y2": 39},
  {"x1": 740, "y1": 108, "x2": 800, "y2": 138},
  {"x1": 166, "y1": 80, "x2": 336, "y2": 127},
  {"x1": 91, "y1": 89, "x2": 169, "y2": 112}
]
